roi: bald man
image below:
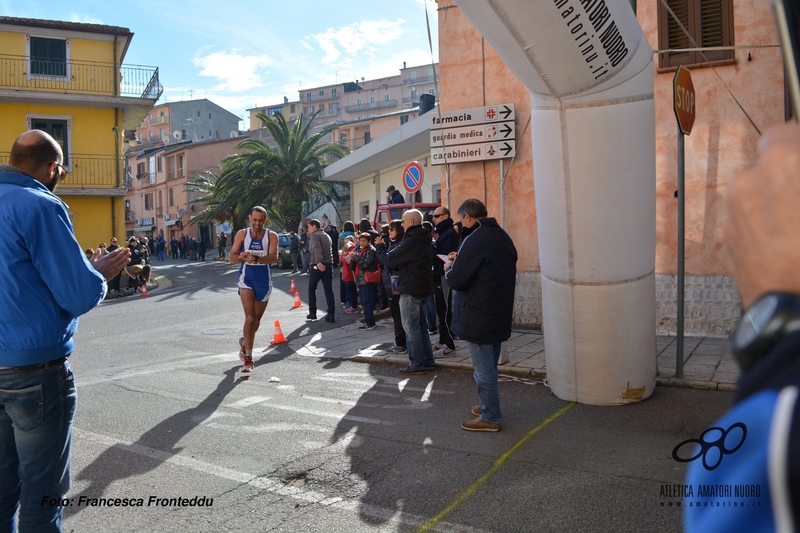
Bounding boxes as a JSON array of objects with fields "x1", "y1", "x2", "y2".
[{"x1": 0, "y1": 129, "x2": 130, "y2": 532}]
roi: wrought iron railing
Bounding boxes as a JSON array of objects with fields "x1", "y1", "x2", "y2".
[
  {"x1": 403, "y1": 74, "x2": 436, "y2": 86},
  {"x1": 0, "y1": 152, "x2": 122, "y2": 188},
  {"x1": 0, "y1": 55, "x2": 163, "y2": 99},
  {"x1": 344, "y1": 99, "x2": 398, "y2": 113}
]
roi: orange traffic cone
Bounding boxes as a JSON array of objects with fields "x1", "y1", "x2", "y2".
[
  {"x1": 140, "y1": 283, "x2": 148, "y2": 296},
  {"x1": 292, "y1": 291, "x2": 302, "y2": 309},
  {"x1": 270, "y1": 320, "x2": 288, "y2": 345},
  {"x1": 290, "y1": 279, "x2": 297, "y2": 294}
]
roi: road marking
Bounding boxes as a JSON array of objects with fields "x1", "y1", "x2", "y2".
[
  {"x1": 415, "y1": 402, "x2": 576, "y2": 533},
  {"x1": 74, "y1": 430, "x2": 489, "y2": 533},
  {"x1": 227, "y1": 396, "x2": 271, "y2": 408},
  {"x1": 421, "y1": 376, "x2": 436, "y2": 402}
]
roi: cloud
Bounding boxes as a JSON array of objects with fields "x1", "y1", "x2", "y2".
[
  {"x1": 68, "y1": 13, "x2": 104, "y2": 24},
  {"x1": 192, "y1": 50, "x2": 272, "y2": 91},
  {"x1": 310, "y1": 19, "x2": 405, "y2": 65}
]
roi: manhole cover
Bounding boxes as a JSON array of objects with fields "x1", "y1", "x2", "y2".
[{"x1": 203, "y1": 327, "x2": 239, "y2": 336}]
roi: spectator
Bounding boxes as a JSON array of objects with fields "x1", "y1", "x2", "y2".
[
  {"x1": 170, "y1": 236, "x2": 179, "y2": 259},
  {"x1": 432, "y1": 206, "x2": 459, "y2": 356},
  {"x1": 217, "y1": 232, "x2": 228, "y2": 260},
  {"x1": 346, "y1": 232, "x2": 380, "y2": 330},
  {"x1": 0, "y1": 129, "x2": 130, "y2": 532},
  {"x1": 155, "y1": 235, "x2": 166, "y2": 261},
  {"x1": 387, "y1": 185, "x2": 405, "y2": 219},
  {"x1": 289, "y1": 231, "x2": 301, "y2": 273},
  {"x1": 446, "y1": 198, "x2": 517, "y2": 432},
  {"x1": 422, "y1": 220, "x2": 437, "y2": 336},
  {"x1": 299, "y1": 228, "x2": 310, "y2": 275},
  {"x1": 386, "y1": 209, "x2": 435, "y2": 375},
  {"x1": 107, "y1": 237, "x2": 123, "y2": 293},
  {"x1": 306, "y1": 219, "x2": 336, "y2": 323},
  {"x1": 338, "y1": 221, "x2": 357, "y2": 306},
  {"x1": 189, "y1": 237, "x2": 198, "y2": 261},
  {"x1": 97, "y1": 243, "x2": 108, "y2": 257},
  {"x1": 84, "y1": 248, "x2": 94, "y2": 260},
  {"x1": 198, "y1": 238, "x2": 207, "y2": 261},
  {"x1": 340, "y1": 236, "x2": 358, "y2": 313},
  {"x1": 325, "y1": 224, "x2": 340, "y2": 268},
  {"x1": 377, "y1": 220, "x2": 407, "y2": 354},
  {"x1": 126, "y1": 236, "x2": 144, "y2": 291}
]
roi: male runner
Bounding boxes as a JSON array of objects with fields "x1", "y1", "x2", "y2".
[{"x1": 229, "y1": 206, "x2": 278, "y2": 373}]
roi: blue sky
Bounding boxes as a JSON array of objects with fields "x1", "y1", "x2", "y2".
[{"x1": 2, "y1": 0, "x2": 440, "y2": 129}]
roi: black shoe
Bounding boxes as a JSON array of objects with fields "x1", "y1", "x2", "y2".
[
  {"x1": 424, "y1": 364, "x2": 437, "y2": 371},
  {"x1": 306, "y1": 313, "x2": 317, "y2": 320},
  {"x1": 325, "y1": 315, "x2": 335, "y2": 323},
  {"x1": 398, "y1": 366, "x2": 425, "y2": 375}
]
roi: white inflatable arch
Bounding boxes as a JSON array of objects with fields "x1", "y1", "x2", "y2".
[{"x1": 455, "y1": 0, "x2": 656, "y2": 405}]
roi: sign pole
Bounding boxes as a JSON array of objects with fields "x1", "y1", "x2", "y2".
[{"x1": 676, "y1": 125, "x2": 685, "y2": 379}]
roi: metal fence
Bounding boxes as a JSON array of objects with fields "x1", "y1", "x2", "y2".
[{"x1": 0, "y1": 55, "x2": 162, "y2": 99}]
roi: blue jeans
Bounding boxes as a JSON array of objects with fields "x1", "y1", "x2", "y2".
[
  {"x1": 0, "y1": 359, "x2": 77, "y2": 533},
  {"x1": 157, "y1": 250, "x2": 165, "y2": 261},
  {"x1": 308, "y1": 264, "x2": 335, "y2": 317},
  {"x1": 426, "y1": 293, "x2": 436, "y2": 330},
  {"x1": 399, "y1": 294, "x2": 434, "y2": 369},
  {"x1": 468, "y1": 342, "x2": 502, "y2": 423},
  {"x1": 358, "y1": 285, "x2": 376, "y2": 326}
]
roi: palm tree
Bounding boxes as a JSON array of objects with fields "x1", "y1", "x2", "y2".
[{"x1": 231, "y1": 111, "x2": 349, "y2": 231}]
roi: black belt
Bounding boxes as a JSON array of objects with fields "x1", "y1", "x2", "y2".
[{"x1": 3, "y1": 356, "x2": 68, "y2": 373}]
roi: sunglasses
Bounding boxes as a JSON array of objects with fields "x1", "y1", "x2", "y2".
[
  {"x1": 54, "y1": 162, "x2": 69, "y2": 180},
  {"x1": 432, "y1": 214, "x2": 446, "y2": 218}
]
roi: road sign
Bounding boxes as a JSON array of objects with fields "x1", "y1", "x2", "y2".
[
  {"x1": 430, "y1": 103, "x2": 515, "y2": 128},
  {"x1": 402, "y1": 161, "x2": 424, "y2": 193},
  {"x1": 673, "y1": 66, "x2": 695, "y2": 135},
  {"x1": 178, "y1": 208, "x2": 186, "y2": 217},
  {"x1": 431, "y1": 141, "x2": 515, "y2": 166},
  {"x1": 430, "y1": 120, "x2": 515, "y2": 147}
]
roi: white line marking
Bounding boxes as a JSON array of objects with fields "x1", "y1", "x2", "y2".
[{"x1": 227, "y1": 396, "x2": 271, "y2": 408}]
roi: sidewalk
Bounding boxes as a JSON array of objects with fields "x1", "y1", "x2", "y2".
[{"x1": 288, "y1": 317, "x2": 739, "y2": 393}]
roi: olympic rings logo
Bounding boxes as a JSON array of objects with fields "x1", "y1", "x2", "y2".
[{"x1": 672, "y1": 422, "x2": 747, "y2": 471}]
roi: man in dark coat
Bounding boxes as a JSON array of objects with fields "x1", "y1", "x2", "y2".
[
  {"x1": 387, "y1": 209, "x2": 435, "y2": 375},
  {"x1": 446, "y1": 198, "x2": 517, "y2": 432},
  {"x1": 432, "y1": 206, "x2": 459, "y2": 356},
  {"x1": 387, "y1": 185, "x2": 405, "y2": 219}
]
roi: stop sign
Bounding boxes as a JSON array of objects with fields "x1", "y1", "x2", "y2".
[{"x1": 673, "y1": 65, "x2": 696, "y2": 135}]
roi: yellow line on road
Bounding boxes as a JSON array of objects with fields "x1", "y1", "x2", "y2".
[{"x1": 415, "y1": 402, "x2": 576, "y2": 533}]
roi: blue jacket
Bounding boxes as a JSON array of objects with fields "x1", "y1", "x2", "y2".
[
  {"x1": 0, "y1": 167, "x2": 107, "y2": 366},
  {"x1": 685, "y1": 330, "x2": 800, "y2": 532},
  {"x1": 446, "y1": 217, "x2": 517, "y2": 344}
]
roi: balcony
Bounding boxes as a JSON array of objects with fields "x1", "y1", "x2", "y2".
[
  {"x1": 344, "y1": 99, "x2": 398, "y2": 113},
  {"x1": 0, "y1": 55, "x2": 162, "y2": 99},
  {"x1": 125, "y1": 210, "x2": 135, "y2": 222},
  {"x1": 404, "y1": 93, "x2": 438, "y2": 105},
  {"x1": 0, "y1": 152, "x2": 122, "y2": 189},
  {"x1": 403, "y1": 74, "x2": 436, "y2": 86},
  {"x1": 156, "y1": 206, "x2": 163, "y2": 217},
  {"x1": 149, "y1": 115, "x2": 169, "y2": 125}
]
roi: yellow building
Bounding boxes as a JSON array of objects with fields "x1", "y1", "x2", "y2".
[{"x1": 0, "y1": 16, "x2": 161, "y2": 248}]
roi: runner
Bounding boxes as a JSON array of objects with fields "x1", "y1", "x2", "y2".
[{"x1": 229, "y1": 206, "x2": 278, "y2": 373}]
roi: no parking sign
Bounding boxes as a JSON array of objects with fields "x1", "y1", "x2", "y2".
[{"x1": 402, "y1": 161, "x2": 424, "y2": 194}]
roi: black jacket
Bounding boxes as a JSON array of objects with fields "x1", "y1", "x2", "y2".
[
  {"x1": 446, "y1": 217, "x2": 517, "y2": 344},
  {"x1": 386, "y1": 225, "x2": 433, "y2": 299},
  {"x1": 433, "y1": 217, "x2": 459, "y2": 278}
]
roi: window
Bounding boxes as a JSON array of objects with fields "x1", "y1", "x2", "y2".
[
  {"x1": 30, "y1": 37, "x2": 67, "y2": 77},
  {"x1": 400, "y1": 115, "x2": 409, "y2": 125},
  {"x1": 306, "y1": 92, "x2": 312, "y2": 101},
  {"x1": 144, "y1": 192, "x2": 154, "y2": 211},
  {"x1": 658, "y1": 0, "x2": 734, "y2": 70},
  {"x1": 331, "y1": 88, "x2": 337, "y2": 97},
  {"x1": 339, "y1": 133, "x2": 347, "y2": 145},
  {"x1": 370, "y1": 96, "x2": 376, "y2": 103},
  {"x1": 306, "y1": 106, "x2": 314, "y2": 115},
  {"x1": 157, "y1": 156, "x2": 163, "y2": 173},
  {"x1": 197, "y1": 111, "x2": 200, "y2": 117},
  {"x1": 169, "y1": 188, "x2": 174, "y2": 206},
  {"x1": 148, "y1": 156, "x2": 156, "y2": 184},
  {"x1": 167, "y1": 156, "x2": 175, "y2": 180},
  {"x1": 177, "y1": 154, "x2": 185, "y2": 178},
  {"x1": 428, "y1": 89, "x2": 435, "y2": 95},
  {"x1": 31, "y1": 118, "x2": 69, "y2": 164},
  {"x1": 384, "y1": 94, "x2": 390, "y2": 102},
  {"x1": 357, "y1": 98, "x2": 362, "y2": 105},
  {"x1": 290, "y1": 104, "x2": 296, "y2": 113},
  {"x1": 319, "y1": 90, "x2": 324, "y2": 97},
  {"x1": 209, "y1": 113, "x2": 212, "y2": 119}
]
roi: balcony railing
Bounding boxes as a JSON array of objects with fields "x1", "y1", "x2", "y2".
[
  {"x1": 149, "y1": 115, "x2": 169, "y2": 125},
  {"x1": 344, "y1": 99, "x2": 398, "y2": 113},
  {"x1": 0, "y1": 55, "x2": 163, "y2": 99},
  {"x1": 125, "y1": 210, "x2": 135, "y2": 222},
  {"x1": 0, "y1": 152, "x2": 122, "y2": 189},
  {"x1": 403, "y1": 74, "x2": 436, "y2": 86}
]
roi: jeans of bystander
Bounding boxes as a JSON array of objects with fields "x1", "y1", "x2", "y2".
[
  {"x1": 399, "y1": 294, "x2": 435, "y2": 369},
  {"x1": 308, "y1": 264, "x2": 336, "y2": 318},
  {"x1": 358, "y1": 284, "x2": 376, "y2": 327},
  {"x1": 0, "y1": 359, "x2": 77, "y2": 533},
  {"x1": 468, "y1": 342, "x2": 502, "y2": 423}
]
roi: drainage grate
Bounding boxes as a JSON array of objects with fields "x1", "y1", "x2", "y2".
[{"x1": 202, "y1": 327, "x2": 239, "y2": 336}]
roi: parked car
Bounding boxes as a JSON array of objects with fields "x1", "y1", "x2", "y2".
[
  {"x1": 276, "y1": 233, "x2": 294, "y2": 269},
  {"x1": 372, "y1": 201, "x2": 440, "y2": 229}
]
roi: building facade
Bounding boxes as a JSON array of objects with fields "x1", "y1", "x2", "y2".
[
  {"x1": 0, "y1": 16, "x2": 161, "y2": 249},
  {"x1": 135, "y1": 98, "x2": 241, "y2": 149},
  {"x1": 123, "y1": 136, "x2": 247, "y2": 247}
]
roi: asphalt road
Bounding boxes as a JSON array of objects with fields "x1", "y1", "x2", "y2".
[{"x1": 60, "y1": 258, "x2": 735, "y2": 532}]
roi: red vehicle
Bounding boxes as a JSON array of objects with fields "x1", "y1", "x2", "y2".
[{"x1": 372, "y1": 201, "x2": 440, "y2": 230}]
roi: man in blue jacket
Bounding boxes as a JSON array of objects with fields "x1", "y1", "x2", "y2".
[
  {"x1": 0, "y1": 130, "x2": 130, "y2": 532},
  {"x1": 446, "y1": 198, "x2": 517, "y2": 432}
]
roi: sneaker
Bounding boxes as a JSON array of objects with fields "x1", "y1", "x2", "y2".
[
  {"x1": 241, "y1": 356, "x2": 254, "y2": 374},
  {"x1": 432, "y1": 343, "x2": 444, "y2": 351},
  {"x1": 461, "y1": 416, "x2": 501, "y2": 432},
  {"x1": 434, "y1": 345, "x2": 454, "y2": 358},
  {"x1": 238, "y1": 337, "x2": 246, "y2": 361},
  {"x1": 387, "y1": 345, "x2": 407, "y2": 354},
  {"x1": 325, "y1": 315, "x2": 335, "y2": 323},
  {"x1": 398, "y1": 366, "x2": 425, "y2": 375},
  {"x1": 471, "y1": 405, "x2": 482, "y2": 417},
  {"x1": 344, "y1": 307, "x2": 359, "y2": 314},
  {"x1": 306, "y1": 313, "x2": 317, "y2": 320},
  {"x1": 358, "y1": 324, "x2": 376, "y2": 331},
  {"x1": 428, "y1": 328, "x2": 438, "y2": 335}
]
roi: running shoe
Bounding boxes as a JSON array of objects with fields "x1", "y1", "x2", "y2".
[
  {"x1": 344, "y1": 307, "x2": 359, "y2": 314},
  {"x1": 241, "y1": 356, "x2": 254, "y2": 374},
  {"x1": 387, "y1": 345, "x2": 407, "y2": 354},
  {"x1": 238, "y1": 337, "x2": 246, "y2": 361},
  {"x1": 358, "y1": 324, "x2": 376, "y2": 331}
]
